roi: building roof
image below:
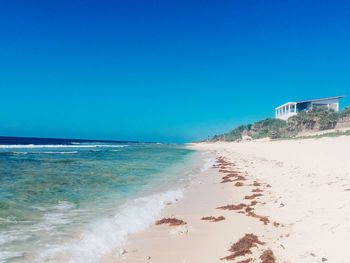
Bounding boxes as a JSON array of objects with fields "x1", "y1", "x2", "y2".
[
  {"x1": 275, "y1": 102, "x2": 296, "y2": 110},
  {"x1": 297, "y1": 95, "x2": 345, "y2": 104}
]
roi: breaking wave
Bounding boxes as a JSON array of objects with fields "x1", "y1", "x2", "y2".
[
  {"x1": 34, "y1": 190, "x2": 183, "y2": 263},
  {"x1": 0, "y1": 144, "x2": 127, "y2": 149}
]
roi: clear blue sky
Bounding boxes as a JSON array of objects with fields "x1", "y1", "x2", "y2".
[{"x1": 1, "y1": 0, "x2": 349, "y2": 143}]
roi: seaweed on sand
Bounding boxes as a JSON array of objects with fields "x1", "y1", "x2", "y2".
[
  {"x1": 250, "y1": 201, "x2": 258, "y2": 206},
  {"x1": 273, "y1": 221, "x2": 280, "y2": 227},
  {"x1": 221, "y1": 173, "x2": 246, "y2": 183},
  {"x1": 260, "y1": 249, "x2": 276, "y2": 263},
  {"x1": 201, "y1": 216, "x2": 225, "y2": 222},
  {"x1": 220, "y1": 234, "x2": 265, "y2": 261},
  {"x1": 232, "y1": 175, "x2": 247, "y2": 181},
  {"x1": 221, "y1": 174, "x2": 235, "y2": 183},
  {"x1": 219, "y1": 169, "x2": 237, "y2": 173},
  {"x1": 244, "y1": 193, "x2": 263, "y2": 200},
  {"x1": 155, "y1": 218, "x2": 187, "y2": 226},
  {"x1": 246, "y1": 211, "x2": 270, "y2": 225},
  {"x1": 252, "y1": 181, "x2": 261, "y2": 186},
  {"x1": 217, "y1": 204, "x2": 247, "y2": 210},
  {"x1": 245, "y1": 207, "x2": 254, "y2": 213},
  {"x1": 216, "y1": 157, "x2": 233, "y2": 166}
]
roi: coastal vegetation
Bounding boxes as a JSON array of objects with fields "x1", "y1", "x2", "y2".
[{"x1": 211, "y1": 106, "x2": 350, "y2": 141}]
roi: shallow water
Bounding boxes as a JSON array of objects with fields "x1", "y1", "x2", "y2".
[{"x1": 0, "y1": 140, "x2": 212, "y2": 263}]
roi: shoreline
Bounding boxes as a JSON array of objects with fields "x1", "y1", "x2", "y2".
[
  {"x1": 100, "y1": 136, "x2": 350, "y2": 263},
  {"x1": 100, "y1": 147, "x2": 287, "y2": 262}
]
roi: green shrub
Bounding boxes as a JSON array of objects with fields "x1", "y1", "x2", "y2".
[
  {"x1": 224, "y1": 124, "x2": 252, "y2": 141},
  {"x1": 251, "y1": 118, "x2": 287, "y2": 139},
  {"x1": 318, "y1": 110, "x2": 339, "y2": 130},
  {"x1": 339, "y1": 107, "x2": 350, "y2": 118}
]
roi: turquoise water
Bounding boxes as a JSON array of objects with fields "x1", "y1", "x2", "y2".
[{"x1": 0, "y1": 142, "x2": 207, "y2": 263}]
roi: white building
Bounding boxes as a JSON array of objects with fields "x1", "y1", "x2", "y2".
[{"x1": 275, "y1": 95, "x2": 345, "y2": 120}]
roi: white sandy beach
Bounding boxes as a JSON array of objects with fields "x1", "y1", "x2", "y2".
[{"x1": 101, "y1": 136, "x2": 350, "y2": 263}]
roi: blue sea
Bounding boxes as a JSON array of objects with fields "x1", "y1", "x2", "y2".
[{"x1": 0, "y1": 137, "x2": 214, "y2": 263}]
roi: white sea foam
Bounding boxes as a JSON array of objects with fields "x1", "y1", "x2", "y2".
[
  {"x1": 0, "y1": 234, "x2": 11, "y2": 246},
  {"x1": 34, "y1": 189, "x2": 183, "y2": 263},
  {"x1": 54, "y1": 201, "x2": 76, "y2": 210},
  {"x1": 0, "y1": 233, "x2": 31, "y2": 263},
  {"x1": 0, "y1": 251, "x2": 23, "y2": 263},
  {"x1": 41, "y1": 201, "x2": 77, "y2": 226},
  {"x1": 0, "y1": 217, "x2": 18, "y2": 224},
  {"x1": 30, "y1": 206, "x2": 48, "y2": 211},
  {"x1": 0, "y1": 233, "x2": 31, "y2": 246},
  {"x1": 0, "y1": 144, "x2": 127, "y2": 149},
  {"x1": 200, "y1": 151, "x2": 216, "y2": 171},
  {"x1": 28, "y1": 202, "x2": 78, "y2": 235},
  {"x1": 34, "y1": 151, "x2": 79, "y2": 154}
]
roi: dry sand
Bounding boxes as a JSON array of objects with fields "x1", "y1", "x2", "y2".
[{"x1": 100, "y1": 136, "x2": 350, "y2": 263}]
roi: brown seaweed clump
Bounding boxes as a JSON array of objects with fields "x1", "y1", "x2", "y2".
[
  {"x1": 201, "y1": 216, "x2": 225, "y2": 222},
  {"x1": 273, "y1": 221, "x2": 280, "y2": 227},
  {"x1": 221, "y1": 178, "x2": 233, "y2": 183},
  {"x1": 217, "y1": 204, "x2": 247, "y2": 210},
  {"x1": 244, "y1": 193, "x2": 263, "y2": 200},
  {"x1": 245, "y1": 207, "x2": 254, "y2": 213},
  {"x1": 221, "y1": 174, "x2": 236, "y2": 183},
  {"x1": 260, "y1": 249, "x2": 276, "y2": 263},
  {"x1": 216, "y1": 157, "x2": 234, "y2": 165},
  {"x1": 221, "y1": 173, "x2": 246, "y2": 183},
  {"x1": 252, "y1": 188, "x2": 263, "y2": 192},
  {"x1": 232, "y1": 175, "x2": 247, "y2": 181},
  {"x1": 220, "y1": 234, "x2": 265, "y2": 261},
  {"x1": 155, "y1": 218, "x2": 187, "y2": 226},
  {"x1": 235, "y1": 182, "x2": 244, "y2": 187},
  {"x1": 250, "y1": 201, "x2": 258, "y2": 206},
  {"x1": 219, "y1": 169, "x2": 238, "y2": 173},
  {"x1": 237, "y1": 259, "x2": 252, "y2": 263},
  {"x1": 246, "y1": 211, "x2": 270, "y2": 225},
  {"x1": 252, "y1": 181, "x2": 261, "y2": 186}
]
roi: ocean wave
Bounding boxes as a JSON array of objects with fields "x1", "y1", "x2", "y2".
[
  {"x1": 54, "y1": 201, "x2": 76, "y2": 210},
  {"x1": 30, "y1": 202, "x2": 78, "y2": 233},
  {"x1": 0, "y1": 151, "x2": 79, "y2": 155},
  {"x1": 33, "y1": 151, "x2": 78, "y2": 154},
  {"x1": 0, "y1": 144, "x2": 127, "y2": 149},
  {"x1": 0, "y1": 152, "x2": 28, "y2": 156},
  {"x1": 34, "y1": 189, "x2": 183, "y2": 263}
]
